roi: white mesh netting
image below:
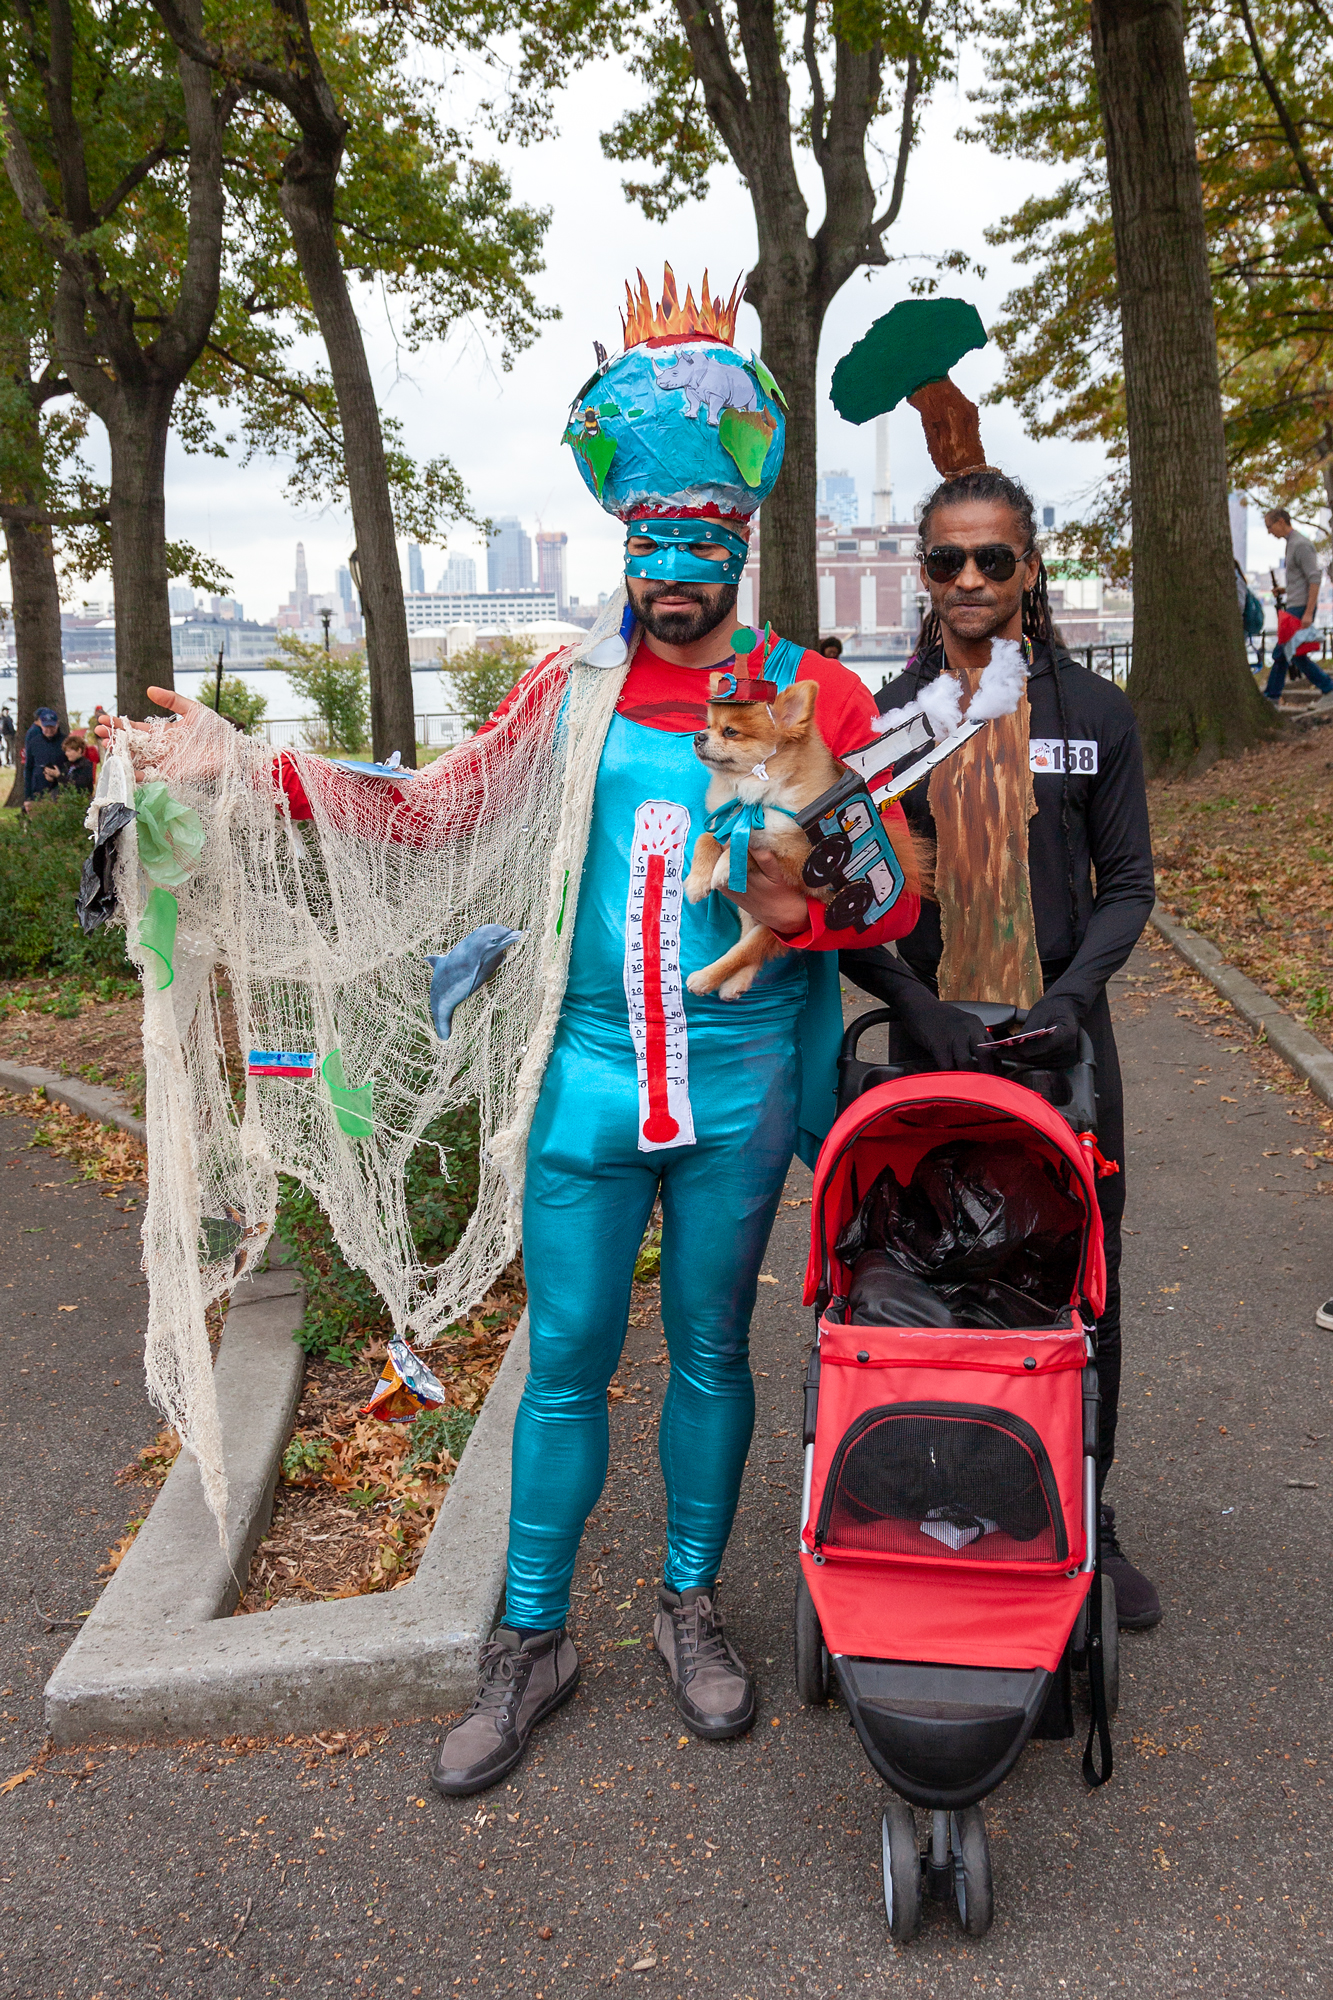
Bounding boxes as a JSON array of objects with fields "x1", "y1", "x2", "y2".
[{"x1": 100, "y1": 593, "x2": 635, "y2": 1528}]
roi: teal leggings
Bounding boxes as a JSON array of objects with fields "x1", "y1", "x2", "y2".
[{"x1": 506, "y1": 1014, "x2": 799, "y2": 1631}]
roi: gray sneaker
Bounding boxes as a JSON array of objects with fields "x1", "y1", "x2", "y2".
[
  {"x1": 653, "y1": 1584, "x2": 755, "y2": 1739},
  {"x1": 430, "y1": 1626, "x2": 579, "y2": 1798}
]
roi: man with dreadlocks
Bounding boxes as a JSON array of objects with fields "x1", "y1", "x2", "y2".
[{"x1": 843, "y1": 467, "x2": 1161, "y2": 1631}]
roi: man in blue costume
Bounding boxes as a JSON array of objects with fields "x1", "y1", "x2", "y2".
[
  {"x1": 420, "y1": 271, "x2": 923, "y2": 1795},
  {"x1": 128, "y1": 271, "x2": 922, "y2": 1796}
]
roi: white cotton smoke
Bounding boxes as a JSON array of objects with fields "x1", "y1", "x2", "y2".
[
  {"x1": 964, "y1": 637, "x2": 1029, "y2": 722},
  {"x1": 872, "y1": 669, "x2": 964, "y2": 739}
]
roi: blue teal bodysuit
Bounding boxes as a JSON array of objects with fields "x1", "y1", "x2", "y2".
[{"x1": 505, "y1": 638, "x2": 919, "y2": 1629}]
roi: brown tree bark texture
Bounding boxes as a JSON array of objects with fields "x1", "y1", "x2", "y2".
[
  {"x1": 4, "y1": 521, "x2": 67, "y2": 806},
  {"x1": 279, "y1": 169, "x2": 417, "y2": 767},
  {"x1": 755, "y1": 308, "x2": 821, "y2": 649},
  {"x1": 1090, "y1": 0, "x2": 1274, "y2": 773},
  {"x1": 928, "y1": 668, "x2": 1043, "y2": 1009}
]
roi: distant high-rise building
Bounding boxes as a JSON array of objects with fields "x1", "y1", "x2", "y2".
[
  {"x1": 440, "y1": 553, "x2": 477, "y2": 594},
  {"x1": 168, "y1": 582, "x2": 196, "y2": 615},
  {"x1": 295, "y1": 542, "x2": 309, "y2": 599},
  {"x1": 1041, "y1": 506, "x2": 1056, "y2": 530},
  {"x1": 407, "y1": 543, "x2": 425, "y2": 594},
  {"x1": 486, "y1": 517, "x2": 533, "y2": 593},
  {"x1": 335, "y1": 565, "x2": 354, "y2": 609},
  {"x1": 535, "y1": 530, "x2": 569, "y2": 610},
  {"x1": 817, "y1": 470, "x2": 858, "y2": 530}
]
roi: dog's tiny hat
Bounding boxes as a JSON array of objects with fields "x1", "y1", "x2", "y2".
[
  {"x1": 708, "y1": 669, "x2": 778, "y2": 704},
  {"x1": 708, "y1": 623, "x2": 779, "y2": 703}
]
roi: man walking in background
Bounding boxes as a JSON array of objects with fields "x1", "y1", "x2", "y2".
[
  {"x1": 1263, "y1": 509, "x2": 1332, "y2": 701},
  {"x1": 21, "y1": 705, "x2": 67, "y2": 811}
]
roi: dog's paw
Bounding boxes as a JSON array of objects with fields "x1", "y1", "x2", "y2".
[
  {"x1": 685, "y1": 967, "x2": 720, "y2": 996},
  {"x1": 718, "y1": 967, "x2": 758, "y2": 1000},
  {"x1": 683, "y1": 874, "x2": 711, "y2": 905}
]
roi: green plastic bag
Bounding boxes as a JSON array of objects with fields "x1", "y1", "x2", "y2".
[
  {"x1": 135, "y1": 781, "x2": 205, "y2": 888},
  {"x1": 322, "y1": 1048, "x2": 374, "y2": 1139},
  {"x1": 138, "y1": 887, "x2": 178, "y2": 990}
]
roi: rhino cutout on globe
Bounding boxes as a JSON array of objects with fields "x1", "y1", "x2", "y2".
[{"x1": 564, "y1": 265, "x2": 787, "y2": 509}]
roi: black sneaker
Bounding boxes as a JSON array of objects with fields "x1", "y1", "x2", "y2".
[
  {"x1": 1099, "y1": 1504, "x2": 1162, "y2": 1631},
  {"x1": 653, "y1": 1584, "x2": 756, "y2": 1739},
  {"x1": 430, "y1": 1627, "x2": 579, "y2": 1798}
]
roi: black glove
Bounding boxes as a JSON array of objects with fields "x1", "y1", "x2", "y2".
[
  {"x1": 890, "y1": 981, "x2": 997, "y2": 1072},
  {"x1": 1011, "y1": 991, "x2": 1082, "y2": 1067}
]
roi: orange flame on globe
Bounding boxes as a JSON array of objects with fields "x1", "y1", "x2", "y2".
[{"x1": 620, "y1": 264, "x2": 744, "y2": 349}]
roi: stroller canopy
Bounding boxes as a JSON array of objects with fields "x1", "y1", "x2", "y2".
[{"x1": 804, "y1": 1073, "x2": 1107, "y2": 1322}]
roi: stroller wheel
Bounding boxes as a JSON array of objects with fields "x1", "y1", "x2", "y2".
[
  {"x1": 881, "y1": 1798, "x2": 921, "y2": 1943},
  {"x1": 949, "y1": 1805, "x2": 993, "y2": 1937},
  {"x1": 793, "y1": 1572, "x2": 830, "y2": 1706}
]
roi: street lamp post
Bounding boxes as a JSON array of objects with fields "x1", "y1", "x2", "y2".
[{"x1": 321, "y1": 608, "x2": 332, "y2": 654}]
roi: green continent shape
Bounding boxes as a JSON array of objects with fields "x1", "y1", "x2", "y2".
[
  {"x1": 829, "y1": 298, "x2": 987, "y2": 424},
  {"x1": 572, "y1": 427, "x2": 617, "y2": 497},
  {"x1": 718, "y1": 408, "x2": 776, "y2": 487},
  {"x1": 322, "y1": 1048, "x2": 374, "y2": 1140},
  {"x1": 749, "y1": 354, "x2": 788, "y2": 409}
]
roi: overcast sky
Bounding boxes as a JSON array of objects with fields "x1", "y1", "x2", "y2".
[{"x1": 18, "y1": 44, "x2": 1286, "y2": 622}]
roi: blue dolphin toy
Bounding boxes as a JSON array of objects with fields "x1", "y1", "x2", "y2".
[{"x1": 425, "y1": 926, "x2": 526, "y2": 1041}]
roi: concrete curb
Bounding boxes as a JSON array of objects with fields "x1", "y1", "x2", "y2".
[
  {"x1": 44, "y1": 1265, "x2": 528, "y2": 1745},
  {"x1": 1151, "y1": 900, "x2": 1333, "y2": 1113},
  {"x1": 0, "y1": 1059, "x2": 146, "y2": 1145}
]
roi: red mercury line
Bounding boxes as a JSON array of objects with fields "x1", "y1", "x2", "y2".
[{"x1": 639, "y1": 850, "x2": 679, "y2": 1144}]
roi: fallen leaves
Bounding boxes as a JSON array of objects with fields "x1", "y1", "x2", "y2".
[
  {"x1": 0, "y1": 1769, "x2": 35, "y2": 1796},
  {"x1": 7, "y1": 1089, "x2": 147, "y2": 1188},
  {"x1": 1151, "y1": 738, "x2": 1333, "y2": 1044}
]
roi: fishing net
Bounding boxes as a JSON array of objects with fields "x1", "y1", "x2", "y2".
[{"x1": 96, "y1": 594, "x2": 634, "y2": 1527}]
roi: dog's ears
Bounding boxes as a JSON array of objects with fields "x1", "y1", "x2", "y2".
[{"x1": 772, "y1": 680, "x2": 817, "y2": 734}]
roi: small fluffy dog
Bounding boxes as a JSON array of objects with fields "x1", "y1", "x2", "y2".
[{"x1": 684, "y1": 682, "x2": 842, "y2": 999}]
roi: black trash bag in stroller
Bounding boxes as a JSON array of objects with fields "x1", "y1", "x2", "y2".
[{"x1": 836, "y1": 1140, "x2": 1085, "y2": 1328}]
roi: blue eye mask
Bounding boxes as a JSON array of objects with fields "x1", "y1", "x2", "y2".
[{"x1": 623, "y1": 516, "x2": 749, "y2": 586}]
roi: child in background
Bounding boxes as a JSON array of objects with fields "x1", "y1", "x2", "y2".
[{"x1": 60, "y1": 735, "x2": 94, "y2": 793}]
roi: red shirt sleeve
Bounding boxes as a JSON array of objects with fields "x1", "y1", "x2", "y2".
[
  {"x1": 271, "y1": 652, "x2": 567, "y2": 842},
  {"x1": 777, "y1": 649, "x2": 921, "y2": 952}
]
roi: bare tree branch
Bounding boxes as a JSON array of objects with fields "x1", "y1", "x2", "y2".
[
  {"x1": 1235, "y1": 0, "x2": 1333, "y2": 243},
  {"x1": 803, "y1": 0, "x2": 828, "y2": 165},
  {"x1": 869, "y1": 47, "x2": 922, "y2": 240}
]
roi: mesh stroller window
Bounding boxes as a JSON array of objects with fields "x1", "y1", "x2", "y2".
[{"x1": 814, "y1": 1402, "x2": 1067, "y2": 1563}]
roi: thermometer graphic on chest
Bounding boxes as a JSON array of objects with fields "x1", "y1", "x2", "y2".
[{"x1": 624, "y1": 800, "x2": 696, "y2": 1152}]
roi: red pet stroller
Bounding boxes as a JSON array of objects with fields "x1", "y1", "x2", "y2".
[{"x1": 793, "y1": 1005, "x2": 1117, "y2": 1941}]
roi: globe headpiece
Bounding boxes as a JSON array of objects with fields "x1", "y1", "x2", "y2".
[{"x1": 563, "y1": 265, "x2": 787, "y2": 526}]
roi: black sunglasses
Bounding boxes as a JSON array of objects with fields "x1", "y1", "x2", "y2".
[{"x1": 923, "y1": 542, "x2": 1028, "y2": 583}]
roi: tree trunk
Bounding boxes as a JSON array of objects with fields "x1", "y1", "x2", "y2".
[
  {"x1": 107, "y1": 398, "x2": 176, "y2": 716},
  {"x1": 4, "y1": 520, "x2": 66, "y2": 807},
  {"x1": 749, "y1": 295, "x2": 822, "y2": 649},
  {"x1": 1090, "y1": 0, "x2": 1276, "y2": 773},
  {"x1": 279, "y1": 162, "x2": 417, "y2": 766}
]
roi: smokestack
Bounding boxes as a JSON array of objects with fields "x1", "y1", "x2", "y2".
[{"x1": 873, "y1": 414, "x2": 892, "y2": 526}]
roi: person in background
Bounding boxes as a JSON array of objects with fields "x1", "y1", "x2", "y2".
[
  {"x1": 74, "y1": 725, "x2": 100, "y2": 778},
  {"x1": 22, "y1": 705, "x2": 66, "y2": 810},
  {"x1": 59, "y1": 735, "x2": 94, "y2": 793},
  {"x1": 0, "y1": 706, "x2": 15, "y2": 765},
  {"x1": 1263, "y1": 509, "x2": 1332, "y2": 701},
  {"x1": 819, "y1": 635, "x2": 844, "y2": 659}
]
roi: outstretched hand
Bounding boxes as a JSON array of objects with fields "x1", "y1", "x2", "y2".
[{"x1": 94, "y1": 686, "x2": 225, "y2": 779}]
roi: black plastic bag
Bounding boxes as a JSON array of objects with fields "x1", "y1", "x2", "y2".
[
  {"x1": 848, "y1": 1252, "x2": 959, "y2": 1328},
  {"x1": 77, "y1": 801, "x2": 136, "y2": 933},
  {"x1": 836, "y1": 1139, "x2": 1083, "y2": 1316}
]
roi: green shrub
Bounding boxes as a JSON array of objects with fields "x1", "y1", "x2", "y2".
[
  {"x1": 276, "y1": 1101, "x2": 483, "y2": 1363},
  {"x1": 404, "y1": 1405, "x2": 477, "y2": 1475},
  {"x1": 0, "y1": 787, "x2": 132, "y2": 981}
]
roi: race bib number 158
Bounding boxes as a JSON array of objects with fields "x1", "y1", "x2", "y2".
[{"x1": 1030, "y1": 737, "x2": 1098, "y2": 775}]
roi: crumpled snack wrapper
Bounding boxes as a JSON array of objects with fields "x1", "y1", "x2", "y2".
[{"x1": 361, "y1": 1334, "x2": 449, "y2": 1423}]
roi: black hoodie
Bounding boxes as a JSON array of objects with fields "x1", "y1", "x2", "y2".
[{"x1": 842, "y1": 643, "x2": 1156, "y2": 1019}]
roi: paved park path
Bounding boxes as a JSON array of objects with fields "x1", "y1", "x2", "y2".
[{"x1": 0, "y1": 938, "x2": 1328, "y2": 1999}]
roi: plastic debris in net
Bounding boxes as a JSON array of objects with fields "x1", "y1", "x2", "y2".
[
  {"x1": 137, "y1": 887, "x2": 178, "y2": 990},
  {"x1": 322, "y1": 1049, "x2": 374, "y2": 1139},
  {"x1": 77, "y1": 800, "x2": 136, "y2": 933},
  {"x1": 133, "y1": 781, "x2": 205, "y2": 887},
  {"x1": 837, "y1": 1140, "x2": 1084, "y2": 1327},
  {"x1": 362, "y1": 1335, "x2": 449, "y2": 1423}
]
